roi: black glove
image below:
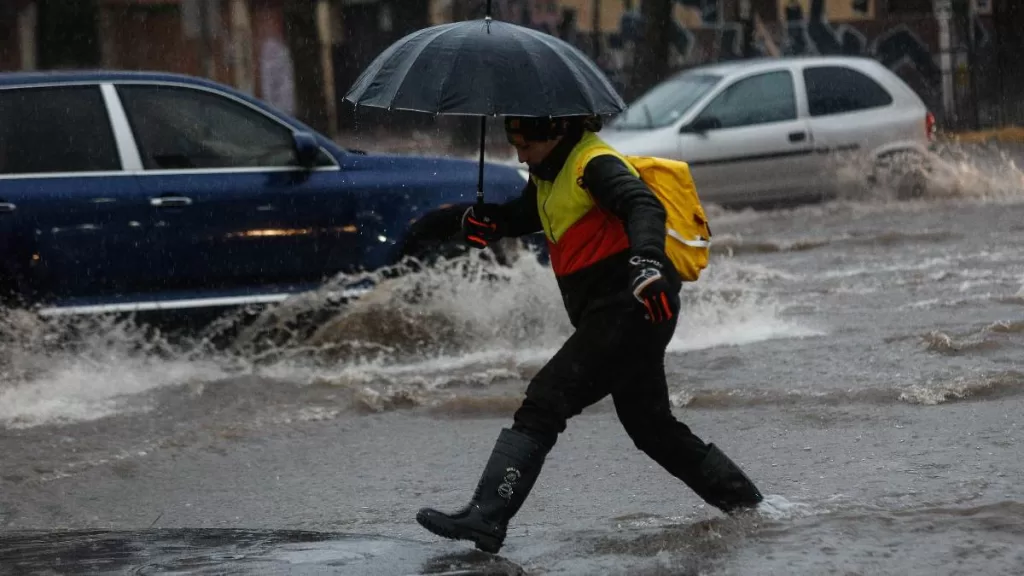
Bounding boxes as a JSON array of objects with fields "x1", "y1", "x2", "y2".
[
  {"x1": 461, "y1": 203, "x2": 504, "y2": 249},
  {"x1": 629, "y1": 254, "x2": 675, "y2": 323}
]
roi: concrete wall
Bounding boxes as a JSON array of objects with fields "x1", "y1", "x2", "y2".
[
  {"x1": 0, "y1": 3, "x2": 21, "y2": 72},
  {"x1": 443, "y1": 1, "x2": 999, "y2": 124},
  {"x1": 93, "y1": 1, "x2": 309, "y2": 118},
  {"x1": 2, "y1": 0, "x2": 1017, "y2": 136},
  {"x1": 0, "y1": 1, "x2": 37, "y2": 71}
]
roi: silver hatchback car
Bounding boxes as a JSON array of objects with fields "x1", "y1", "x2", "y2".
[{"x1": 599, "y1": 56, "x2": 936, "y2": 208}]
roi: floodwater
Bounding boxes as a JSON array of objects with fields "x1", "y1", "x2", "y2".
[{"x1": 2, "y1": 144, "x2": 1024, "y2": 575}]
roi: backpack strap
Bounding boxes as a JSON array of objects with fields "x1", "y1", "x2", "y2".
[{"x1": 574, "y1": 145, "x2": 617, "y2": 190}]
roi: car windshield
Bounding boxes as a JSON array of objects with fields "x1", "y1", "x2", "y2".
[{"x1": 609, "y1": 73, "x2": 722, "y2": 130}]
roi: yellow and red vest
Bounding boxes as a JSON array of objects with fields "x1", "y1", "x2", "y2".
[{"x1": 532, "y1": 131, "x2": 638, "y2": 277}]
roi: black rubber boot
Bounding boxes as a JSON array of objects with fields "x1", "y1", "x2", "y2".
[
  {"x1": 416, "y1": 427, "x2": 549, "y2": 553},
  {"x1": 692, "y1": 443, "x2": 764, "y2": 514}
]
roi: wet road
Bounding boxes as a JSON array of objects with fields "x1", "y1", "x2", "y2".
[{"x1": 2, "y1": 150, "x2": 1024, "y2": 575}]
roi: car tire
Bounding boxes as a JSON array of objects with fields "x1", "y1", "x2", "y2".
[
  {"x1": 870, "y1": 150, "x2": 931, "y2": 200},
  {"x1": 895, "y1": 169, "x2": 928, "y2": 200}
]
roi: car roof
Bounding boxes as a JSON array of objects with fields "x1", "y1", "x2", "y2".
[
  {"x1": 678, "y1": 55, "x2": 884, "y2": 79},
  {"x1": 0, "y1": 69, "x2": 338, "y2": 144},
  {"x1": 0, "y1": 69, "x2": 230, "y2": 89}
]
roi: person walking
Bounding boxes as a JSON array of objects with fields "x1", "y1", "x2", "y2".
[{"x1": 416, "y1": 114, "x2": 763, "y2": 554}]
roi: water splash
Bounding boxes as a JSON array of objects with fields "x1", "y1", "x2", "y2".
[
  {"x1": 0, "y1": 246, "x2": 818, "y2": 429},
  {"x1": 829, "y1": 142, "x2": 1024, "y2": 203},
  {"x1": 670, "y1": 256, "x2": 824, "y2": 353},
  {"x1": 897, "y1": 370, "x2": 1024, "y2": 405},
  {"x1": 755, "y1": 494, "x2": 817, "y2": 521}
]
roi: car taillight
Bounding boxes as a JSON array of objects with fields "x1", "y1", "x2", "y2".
[{"x1": 926, "y1": 111, "x2": 936, "y2": 141}]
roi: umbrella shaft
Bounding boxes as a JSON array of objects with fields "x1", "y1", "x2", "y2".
[{"x1": 477, "y1": 116, "x2": 486, "y2": 204}]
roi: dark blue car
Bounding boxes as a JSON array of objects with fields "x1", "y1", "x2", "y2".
[{"x1": 0, "y1": 71, "x2": 530, "y2": 318}]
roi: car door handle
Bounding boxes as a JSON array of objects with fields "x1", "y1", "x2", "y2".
[
  {"x1": 0, "y1": 202, "x2": 15, "y2": 213},
  {"x1": 788, "y1": 131, "x2": 807, "y2": 143},
  {"x1": 150, "y1": 196, "x2": 193, "y2": 208}
]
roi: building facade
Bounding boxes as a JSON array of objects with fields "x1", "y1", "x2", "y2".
[{"x1": 1, "y1": 0, "x2": 1020, "y2": 133}]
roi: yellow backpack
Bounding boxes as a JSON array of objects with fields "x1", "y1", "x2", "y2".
[{"x1": 577, "y1": 150, "x2": 712, "y2": 282}]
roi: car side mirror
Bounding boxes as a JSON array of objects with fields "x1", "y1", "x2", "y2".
[
  {"x1": 681, "y1": 116, "x2": 721, "y2": 134},
  {"x1": 292, "y1": 131, "x2": 321, "y2": 169}
]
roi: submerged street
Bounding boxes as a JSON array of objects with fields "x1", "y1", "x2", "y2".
[{"x1": 3, "y1": 150, "x2": 1024, "y2": 574}]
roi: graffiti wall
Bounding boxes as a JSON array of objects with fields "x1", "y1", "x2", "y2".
[
  {"x1": 431, "y1": 0, "x2": 742, "y2": 95},
  {"x1": 422, "y1": 0, "x2": 1000, "y2": 127},
  {"x1": 780, "y1": 0, "x2": 944, "y2": 113},
  {"x1": 779, "y1": 0, "x2": 874, "y2": 21},
  {"x1": 780, "y1": 0, "x2": 996, "y2": 125},
  {"x1": 434, "y1": 1, "x2": 936, "y2": 81}
]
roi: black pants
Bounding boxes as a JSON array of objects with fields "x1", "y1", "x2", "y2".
[{"x1": 511, "y1": 291, "x2": 712, "y2": 483}]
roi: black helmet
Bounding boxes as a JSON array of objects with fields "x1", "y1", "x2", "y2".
[{"x1": 504, "y1": 115, "x2": 602, "y2": 142}]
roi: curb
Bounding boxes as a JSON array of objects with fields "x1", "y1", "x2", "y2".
[{"x1": 938, "y1": 126, "x2": 1024, "y2": 144}]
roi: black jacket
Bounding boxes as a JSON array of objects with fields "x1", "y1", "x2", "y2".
[{"x1": 498, "y1": 129, "x2": 680, "y2": 325}]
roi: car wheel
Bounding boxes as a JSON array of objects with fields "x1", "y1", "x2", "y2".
[
  {"x1": 871, "y1": 150, "x2": 931, "y2": 200},
  {"x1": 895, "y1": 169, "x2": 928, "y2": 200}
]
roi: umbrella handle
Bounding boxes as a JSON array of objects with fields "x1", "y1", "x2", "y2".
[{"x1": 477, "y1": 115, "x2": 486, "y2": 205}]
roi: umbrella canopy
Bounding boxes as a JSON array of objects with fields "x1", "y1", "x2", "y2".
[{"x1": 344, "y1": 17, "x2": 626, "y2": 118}]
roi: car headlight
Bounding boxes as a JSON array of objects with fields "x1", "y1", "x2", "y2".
[{"x1": 517, "y1": 168, "x2": 530, "y2": 182}]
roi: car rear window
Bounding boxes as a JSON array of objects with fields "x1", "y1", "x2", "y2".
[
  {"x1": 803, "y1": 65, "x2": 894, "y2": 117},
  {"x1": 0, "y1": 85, "x2": 120, "y2": 175}
]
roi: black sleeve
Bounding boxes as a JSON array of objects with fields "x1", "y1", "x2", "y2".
[
  {"x1": 499, "y1": 179, "x2": 543, "y2": 237},
  {"x1": 581, "y1": 154, "x2": 667, "y2": 261}
]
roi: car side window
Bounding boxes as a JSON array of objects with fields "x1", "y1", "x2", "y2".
[
  {"x1": 696, "y1": 71, "x2": 797, "y2": 130},
  {"x1": 803, "y1": 65, "x2": 894, "y2": 117},
  {"x1": 0, "y1": 85, "x2": 121, "y2": 175},
  {"x1": 116, "y1": 84, "x2": 315, "y2": 170}
]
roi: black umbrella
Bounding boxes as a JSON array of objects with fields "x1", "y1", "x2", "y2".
[{"x1": 343, "y1": 8, "x2": 625, "y2": 204}]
